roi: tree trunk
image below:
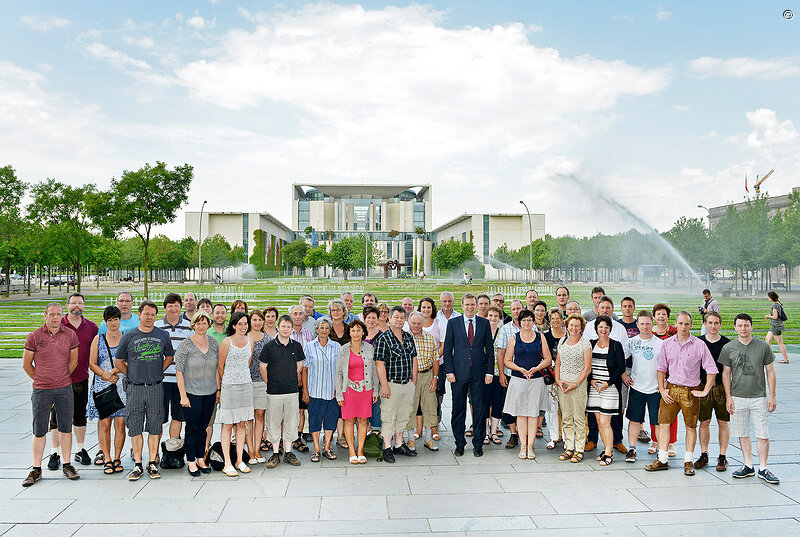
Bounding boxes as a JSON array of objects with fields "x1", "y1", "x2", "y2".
[{"x1": 143, "y1": 241, "x2": 150, "y2": 297}]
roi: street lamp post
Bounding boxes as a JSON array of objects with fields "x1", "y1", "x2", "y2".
[
  {"x1": 519, "y1": 200, "x2": 533, "y2": 284},
  {"x1": 198, "y1": 200, "x2": 207, "y2": 285},
  {"x1": 697, "y1": 204, "x2": 710, "y2": 228}
]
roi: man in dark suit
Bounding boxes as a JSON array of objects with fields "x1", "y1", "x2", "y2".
[{"x1": 443, "y1": 293, "x2": 495, "y2": 456}]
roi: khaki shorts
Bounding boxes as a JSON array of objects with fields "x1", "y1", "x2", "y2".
[
  {"x1": 658, "y1": 383, "x2": 701, "y2": 429},
  {"x1": 699, "y1": 384, "x2": 730, "y2": 422}
]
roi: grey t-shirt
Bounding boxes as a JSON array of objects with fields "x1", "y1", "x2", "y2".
[
  {"x1": 718, "y1": 338, "x2": 775, "y2": 398},
  {"x1": 174, "y1": 336, "x2": 219, "y2": 396},
  {"x1": 116, "y1": 327, "x2": 175, "y2": 384},
  {"x1": 770, "y1": 303, "x2": 786, "y2": 331},
  {"x1": 582, "y1": 310, "x2": 619, "y2": 322}
]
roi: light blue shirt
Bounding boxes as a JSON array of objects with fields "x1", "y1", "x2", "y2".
[
  {"x1": 98, "y1": 314, "x2": 140, "y2": 335},
  {"x1": 463, "y1": 315, "x2": 477, "y2": 335},
  {"x1": 303, "y1": 338, "x2": 341, "y2": 400}
]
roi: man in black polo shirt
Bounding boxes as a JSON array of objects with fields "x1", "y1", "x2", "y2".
[
  {"x1": 375, "y1": 306, "x2": 418, "y2": 463},
  {"x1": 115, "y1": 300, "x2": 174, "y2": 481},
  {"x1": 260, "y1": 315, "x2": 305, "y2": 468}
]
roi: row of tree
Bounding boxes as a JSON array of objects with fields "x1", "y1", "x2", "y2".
[
  {"x1": 275, "y1": 236, "x2": 382, "y2": 279},
  {"x1": 491, "y1": 194, "x2": 798, "y2": 290},
  {"x1": 1, "y1": 162, "x2": 193, "y2": 296}
]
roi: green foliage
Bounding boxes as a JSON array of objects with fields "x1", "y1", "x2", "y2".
[
  {"x1": 328, "y1": 235, "x2": 380, "y2": 279},
  {"x1": 191, "y1": 234, "x2": 239, "y2": 269},
  {"x1": 250, "y1": 230, "x2": 266, "y2": 268},
  {"x1": 283, "y1": 240, "x2": 309, "y2": 270},
  {"x1": 304, "y1": 245, "x2": 329, "y2": 269},
  {"x1": 431, "y1": 239, "x2": 476, "y2": 272},
  {"x1": 27, "y1": 178, "x2": 100, "y2": 292},
  {"x1": 0, "y1": 165, "x2": 26, "y2": 295},
  {"x1": 90, "y1": 161, "x2": 193, "y2": 296}
]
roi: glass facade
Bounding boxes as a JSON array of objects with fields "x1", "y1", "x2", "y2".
[
  {"x1": 298, "y1": 201, "x2": 310, "y2": 229},
  {"x1": 242, "y1": 213, "x2": 249, "y2": 259},
  {"x1": 414, "y1": 202, "x2": 425, "y2": 230},
  {"x1": 483, "y1": 214, "x2": 490, "y2": 261}
]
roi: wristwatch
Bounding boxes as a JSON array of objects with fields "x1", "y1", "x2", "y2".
[{"x1": 433, "y1": 375, "x2": 439, "y2": 379}]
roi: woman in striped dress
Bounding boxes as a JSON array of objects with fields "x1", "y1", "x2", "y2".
[{"x1": 586, "y1": 315, "x2": 626, "y2": 466}]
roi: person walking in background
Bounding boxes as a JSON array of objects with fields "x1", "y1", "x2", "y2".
[
  {"x1": 698, "y1": 289, "x2": 719, "y2": 337},
  {"x1": 765, "y1": 291, "x2": 789, "y2": 364}
]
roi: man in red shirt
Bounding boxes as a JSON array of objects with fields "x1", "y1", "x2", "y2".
[
  {"x1": 48, "y1": 293, "x2": 98, "y2": 468},
  {"x1": 22, "y1": 302, "x2": 80, "y2": 486}
]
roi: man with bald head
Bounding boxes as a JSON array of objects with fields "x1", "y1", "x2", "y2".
[{"x1": 181, "y1": 292, "x2": 198, "y2": 322}]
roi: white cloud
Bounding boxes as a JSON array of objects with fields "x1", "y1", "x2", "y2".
[
  {"x1": 655, "y1": 8, "x2": 672, "y2": 21},
  {"x1": 688, "y1": 56, "x2": 800, "y2": 79},
  {"x1": 187, "y1": 14, "x2": 215, "y2": 30},
  {"x1": 85, "y1": 42, "x2": 153, "y2": 71},
  {"x1": 674, "y1": 104, "x2": 690, "y2": 111},
  {"x1": 612, "y1": 15, "x2": 634, "y2": 23},
  {"x1": 729, "y1": 109, "x2": 799, "y2": 160},
  {"x1": 18, "y1": 15, "x2": 70, "y2": 32},
  {"x1": 122, "y1": 36, "x2": 156, "y2": 49}
]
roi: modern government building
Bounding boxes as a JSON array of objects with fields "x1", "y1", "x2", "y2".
[{"x1": 185, "y1": 184, "x2": 545, "y2": 278}]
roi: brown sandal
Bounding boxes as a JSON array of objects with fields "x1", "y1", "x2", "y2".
[
  {"x1": 570, "y1": 451, "x2": 584, "y2": 463},
  {"x1": 559, "y1": 450, "x2": 574, "y2": 461}
]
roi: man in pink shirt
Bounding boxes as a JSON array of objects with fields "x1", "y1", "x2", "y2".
[{"x1": 645, "y1": 311, "x2": 718, "y2": 476}]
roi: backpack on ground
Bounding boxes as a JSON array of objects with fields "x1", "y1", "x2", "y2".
[
  {"x1": 362, "y1": 432, "x2": 383, "y2": 461},
  {"x1": 160, "y1": 438, "x2": 185, "y2": 469}
]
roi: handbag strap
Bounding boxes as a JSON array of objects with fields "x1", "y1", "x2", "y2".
[{"x1": 93, "y1": 334, "x2": 112, "y2": 389}]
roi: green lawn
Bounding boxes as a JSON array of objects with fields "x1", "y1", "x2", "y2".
[{"x1": 1, "y1": 279, "x2": 796, "y2": 359}]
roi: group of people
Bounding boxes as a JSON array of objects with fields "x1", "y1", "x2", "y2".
[{"x1": 21, "y1": 285, "x2": 785, "y2": 487}]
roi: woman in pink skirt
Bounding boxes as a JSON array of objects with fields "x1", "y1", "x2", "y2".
[{"x1": 335, "y1": 319, "x2": 378, "y2": 464}]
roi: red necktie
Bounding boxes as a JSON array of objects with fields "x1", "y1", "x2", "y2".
[{"x1": 468, "y1": 319, "x2": 474, "y2": 346}]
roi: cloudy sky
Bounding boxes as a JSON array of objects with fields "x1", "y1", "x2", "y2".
[{"x1": 2, "y1": 1, "x2": 798, "y2": 239}]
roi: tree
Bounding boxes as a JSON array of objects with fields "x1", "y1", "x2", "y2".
[
  {"x1": 250, "y1": 230, "x2": 267, "y2": 269},
  {"x1": 91, "y1": 161, "x2": 192, "y2": 296},
  {"x1": 329, "y1": 235, "x2": 380, "y2": 279},
  {"x1": 0, "y1": 165, "x2": 26, "y2": 296},
  {"x1": 431, "y1": 239, "x2": 475, "y2": 272},
  {"x1": 304, "y1": 245, "x2": 329, "y2": 276},
  {"x1": 282, "y1": 240, "x2": 309, "y2": 271},
  {"x1": 27, "y1": 178, "x2": 99, "y2": 292}
]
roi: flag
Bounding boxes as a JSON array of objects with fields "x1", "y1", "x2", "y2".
[
  {"x1": 745, "y1": 173, "x2": 749, "y2": 193},
  {"x1": 311, "y1": 229, "x2": 316, "y2": 246}
]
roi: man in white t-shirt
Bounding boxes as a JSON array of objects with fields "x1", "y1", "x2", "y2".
[{"x1": 622, "y1": 310, "x2": 663, "y2": 462}]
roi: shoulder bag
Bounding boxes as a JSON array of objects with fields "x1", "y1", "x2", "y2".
[{"x1": 92, "y1": 335, "x2": 125, "y2": 420}]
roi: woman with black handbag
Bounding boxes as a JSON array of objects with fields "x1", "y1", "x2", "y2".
[{"x1": 87, "y1": 306, "x2": 127, "y2": 475}]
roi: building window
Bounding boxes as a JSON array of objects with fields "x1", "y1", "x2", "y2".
[
  {"x1": 413, "y1": 202, "x2": 425, "y2": 230},
  {"x1": 483, "y1": 214, "x2": 490, "y2": 261},
  {"x1": 462, "y1": 231, "x2": 467, "y2": 243},
  {"x1": 387, "y1": 241, "x2": 393, "y2": 258},
  {"x1": 405, "y1": 239, "x2": 413, "y2": 270},
  {"x1": 298, "y1": 201, "x2": 310, "y2": 229},
  {"x1": 242, "y1": 213, "x2": 249, "y2": 259}
]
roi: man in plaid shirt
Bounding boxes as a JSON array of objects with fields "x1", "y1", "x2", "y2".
[{"x1": 406, "y1": 312, "x2": 440, "y2": 452}]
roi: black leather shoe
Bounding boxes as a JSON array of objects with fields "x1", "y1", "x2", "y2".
[
  {"x1": 454, "y1": 445, "x2": 465, "y2": 456},
  {"x1": 47, "y1": 453, "x2": 61, "y2": 471},
  {"x1": 394, "y1": 443, "x2": 417, "y2": 457},
  {"x1": 383, "y1": 447, "x2": 395, "y2": 463},
  {"x1": 473, "y1": 446, "x2": 484, "y2": 457}
]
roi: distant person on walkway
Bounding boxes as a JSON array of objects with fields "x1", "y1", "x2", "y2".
[
  {"x1": 175, "y1": 311, "x2": 218, "y2": 476},
  {"x1": 22, "y1": 302, "x2": 80, "y2": 487},
  {"x1": 115, "y1": 300, "x2": 174, "y2": 481},
  {"x1": 645, "y1": 311, "x2": 717, "y2": 476},
  {"x1": 765, "y1": 291, "x2": 789, "y2": 364},
  {"x1": 87, "y1": 306, "x2": 127, "y2": 475},
  {"x1": 720, "y1": 313, "x2": 779, "y2": 484},
  {"x1": 698, "y1": 289, "x2": 719, "y2": 336}
]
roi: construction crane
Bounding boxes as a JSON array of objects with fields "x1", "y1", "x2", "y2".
[{"x1": 754, "y1": 169, "x2": 775, "y2": 194}]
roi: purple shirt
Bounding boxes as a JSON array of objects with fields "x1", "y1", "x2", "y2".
[
  {"x1": 291, "y1": 327, "x2": 314, "y2": 347},
  {"x1": 61, "y1": 316, "x2": 99, "y2": 384},
  {"x1": 657, "y1": 334, "x2": 718, "y2": 388}
]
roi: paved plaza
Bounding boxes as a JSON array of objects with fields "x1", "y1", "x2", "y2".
[{"x1": 1, "y1": 358, "x2": 799, "y2": 537}]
